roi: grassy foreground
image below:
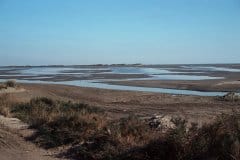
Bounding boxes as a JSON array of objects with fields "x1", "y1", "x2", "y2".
[{"x1": 1, "y1": 94, "x2": 240, "y2": 160}]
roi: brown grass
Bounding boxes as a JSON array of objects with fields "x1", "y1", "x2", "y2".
[{"x1": 0, "y1": 80, "x2": 17, "y2": 91}]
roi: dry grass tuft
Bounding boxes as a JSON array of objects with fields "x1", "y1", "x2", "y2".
[
  {"x1": 0, "y1": 80, "x2": 17, "y2": 91},
  {"x1": 0, "y1": 94, "x2": 14, "y2": 117},
  {"x1": 0, "y1": 84, "x2": 7, "y2": 90},
  {"x1": 4, "y1": 80, "x2": 17, "y2": 88}
]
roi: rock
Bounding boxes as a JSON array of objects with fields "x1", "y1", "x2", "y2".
[
  {"x1": 148, "y1": 115, "x2": 175, "y2": 130},
  {"x1": 222, "y1": 92, "x2": 240, "y2": 102}
]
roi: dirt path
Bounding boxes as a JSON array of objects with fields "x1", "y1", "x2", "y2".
[
  {"x1": 0, "y1": 87, "x2": 25, "y2": 94},
  {"x1": 0, "y1": 115, "x2": 65, "y2": 160}
]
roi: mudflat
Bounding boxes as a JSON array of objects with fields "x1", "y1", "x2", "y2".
[{"x1": 106, "y1": 79, "x2": 240, "y2": 92}]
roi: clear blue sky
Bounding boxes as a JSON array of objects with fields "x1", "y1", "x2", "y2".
[{"x1": 0, "y1": 0, "x2": 240, "y2": 65}]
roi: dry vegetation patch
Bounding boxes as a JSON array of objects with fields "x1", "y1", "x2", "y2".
[
  {"x1": 1, "y1": 93, "x2": 240, "y2": 160},
  {"x1": 5, "y1": 97, "x2": 157, "y2": 159}
]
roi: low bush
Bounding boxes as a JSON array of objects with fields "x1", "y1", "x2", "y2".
[
  {"x1": 120, "y1": 113, "x2": 240, "y2": 160},
  {"x1": 66, "y1": 115, "x2": 155, "y2": 160},
  {"x1": 0, "y1": 84, "x2": 7, "y2": 90}
]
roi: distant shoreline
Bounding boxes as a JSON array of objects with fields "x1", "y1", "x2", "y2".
[{"x1": 1, "y1": 63, "x2": 240, "y2": 68}]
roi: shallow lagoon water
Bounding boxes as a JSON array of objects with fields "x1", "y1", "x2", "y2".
[
  {"x1": 0, "y1": 66, "x2": 234, "y2": 96},
  {"x1": 65, "y1": 80, "x2": 227, "y2": 96},
  {"x1": 0, "y1": 79, "x2": 226, "y2": 97},
  {"x1": 181, "y1": 66, "x2": 240, "y2": 72},
  {"x1": 110, "y1": 67, "x2": 199, "y2": 75},
  {"x1": 150, "y1": 74, "x2": 223, "y2": 80},
  {"x1": 21, "y1": 67, "x2": 88, "y2": 75}
]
